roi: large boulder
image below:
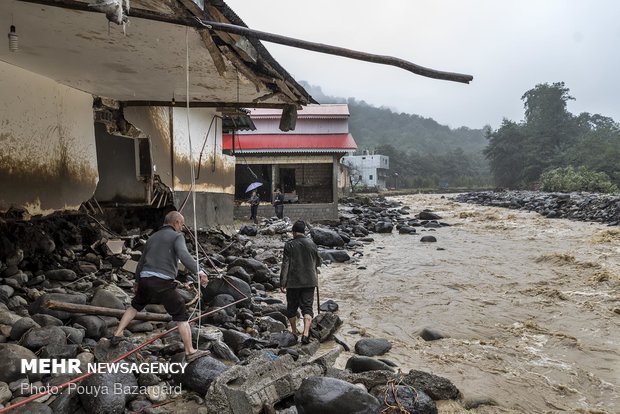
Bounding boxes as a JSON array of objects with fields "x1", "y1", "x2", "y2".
[
  {"x1": 354, "y1": 338, "x2": 392, "y2": 357},
  {"x1": 310, "y1": 312, "x2": 342, "y2": 342},
  {"x1": 374, "y1": 222, "x2": 393, "y2": 233},
  {"x1": 419, "y1": 211, "x2": 442, "y2": 220},
  {"x1": 175, "y1": 355, "x2": 227, "y2": 394},
  {"x1": 310, "y1": 228, "x2": 345, "y2": 248},
  {"x1": 79, "y1": 372, "x2": 138, "y2": 414},
  {"x1": 345, "y1": 355, "x2": 394, "y2": 373},
  {"x1": 10, "y1": 317, "x2": 41, "y2": 340},
  {"x1": 402, "y1": 370, "x2": 461, "y2": 400},
  {"x1": 20, "y1": 326, "x2": 67, "y2": 352},
  {"x1": 71, "y1": 315, "x2": 108, "y2": 340},
  {"x1": 90, "y1": 288, "x2": 125, "y2": 310},
  {"x1": 227, "y1": 258, "x2": 272, "y2": 284},
  {"x1": 371, "y1": 384, "x2": 437, "y2": 414},
  {"x1": 29, "y1": 293, "x2": 88, "y2": 321},
  {"x1": 318, "y1": 250, "x2": 351, "y2": 263},
  {"x1": 0, "y1": 344, "x2": 42, "y2": 382},
  {"x1": 295, "y1": 376, "x2": 381, "y2": 414},
  {"x1": 203, "y1": 276, "x2": 252, "y2": 307}
]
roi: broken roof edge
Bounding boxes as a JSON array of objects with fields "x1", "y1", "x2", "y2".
[{"x1": 208, "y1": 0, "x2": 317, "y2": 106}]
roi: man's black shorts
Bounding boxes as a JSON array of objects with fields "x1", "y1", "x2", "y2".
[
  {"x1": 285, "y1": 287, "x2": 315, "y2": 318},
  {"x1": 131, "y1": 277, "x2": 188, "y2": 321}
]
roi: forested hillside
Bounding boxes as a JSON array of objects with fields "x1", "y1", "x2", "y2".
[{"x1": 302, "y1": 82, "x2": 491, "y2": 188}]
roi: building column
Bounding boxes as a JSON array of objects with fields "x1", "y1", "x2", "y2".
[{"x1": 332, "y1": 155, "x2": 339, "y2": 203}]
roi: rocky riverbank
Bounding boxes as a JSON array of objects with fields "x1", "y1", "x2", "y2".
[
  {"x1": 0, "y1": 197, "x2": 466, "y2": 414},
  {"x1": 455, "y1": 190, "x2": 620, "y2": 225}
]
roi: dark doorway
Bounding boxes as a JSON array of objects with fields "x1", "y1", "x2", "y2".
[{"x1": 280, "y1": 168, "x2": 296, "y2": 193}]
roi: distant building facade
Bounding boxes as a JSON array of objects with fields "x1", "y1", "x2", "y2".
[
  {"x1": 341, "y1": 151, "x2": 390, "y2": 189},
  {"x1": 223, "y1": 104, "x2": 357, "y2": 221}
]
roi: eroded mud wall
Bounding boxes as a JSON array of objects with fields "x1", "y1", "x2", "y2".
[
  {"x1": 124, "y1": 107, "x2": 235, "y2": 227},
  {"x1": 0, "y1": 62, "x2": 98, "y2": 215}
]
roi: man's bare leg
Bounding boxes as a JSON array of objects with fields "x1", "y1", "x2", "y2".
[
  {"x1": 288, "y1": 316, "x2": 299, "y2": 336},
  {"x1": 177, "y1": 321, "x2": 197, "y2": 355},
  {"x1": 113, "y1": 307, "x2": 138, "y2": 337},
  {"x1": 302, "y1": 314, "x2": 312, "y2": 337}
]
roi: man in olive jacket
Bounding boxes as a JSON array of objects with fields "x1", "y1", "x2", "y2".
[{"x1": 280, "y1": 220, "x2": 321, "y2": 344}]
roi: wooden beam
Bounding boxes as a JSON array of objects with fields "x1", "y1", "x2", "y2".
[
  {"x1": 199, "y1": 29, "x2": 228, "y2": 77},
  {"x1": 123, "y1": 100, "x2": 294, "y2": 109},
  {"x1": 44, "y1": 299, "x2": 173, "y2": 322}
]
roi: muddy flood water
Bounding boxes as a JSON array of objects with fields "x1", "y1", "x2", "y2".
[{"x1": 319, "y1": 194, "x2": 619, "y2": 414}]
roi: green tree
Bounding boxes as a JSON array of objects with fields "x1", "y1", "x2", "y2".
[{"x1": 484, "y1": 119, "x2": 527, "y2": 188}]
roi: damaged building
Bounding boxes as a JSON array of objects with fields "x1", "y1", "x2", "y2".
[
  {"x1": 0, "y1": 0, "x2": 313, "y2": 229},
  {"x1": 225, "y1": 104, "x2": 357, "y2": 221}
]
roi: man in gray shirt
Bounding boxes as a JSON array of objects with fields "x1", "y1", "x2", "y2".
[{"x1": 112, "y1": 211, "x2": 208, "y2": 362}]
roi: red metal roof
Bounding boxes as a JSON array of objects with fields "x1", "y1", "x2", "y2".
[{"x1": 223, "y1": 133, "x2": 357, "y2": 153}]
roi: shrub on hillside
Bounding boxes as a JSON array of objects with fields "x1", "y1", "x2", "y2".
[{"x1": 539, "y1": 166, "x2": 618, "y2": 193}]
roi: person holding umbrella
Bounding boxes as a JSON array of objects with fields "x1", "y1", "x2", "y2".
[
  {"x1": 273, "y1": 187, "x2": 285, "y2": 219},
  {"x1": 249, "y1": 190, "x2": 260, "y2": 223}
]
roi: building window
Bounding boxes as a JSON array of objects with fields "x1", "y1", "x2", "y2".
[{"x1": 369, "y1": 175, "x2": 373, "y2": 180}]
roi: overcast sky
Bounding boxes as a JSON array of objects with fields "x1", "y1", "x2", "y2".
[{"x1": 224, "y1": 0, "x2": 620, "y2": 129}]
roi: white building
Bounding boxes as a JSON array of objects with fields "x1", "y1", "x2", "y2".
[{"x1": 341, "y1": 151, "x2": 390, "y2": 189}]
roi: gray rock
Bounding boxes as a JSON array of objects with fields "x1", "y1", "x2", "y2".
[
  {"x1": 10, "y1": 402, "x2": 53, "y2": 414},
  {"x1": 420, "y1": 327, "x2": 445, "y2": 341},
  {"x1": 79, "y1": 372, "x2": 138, "y2": 414},
  {"x1": 345, "y1": 355, "x2": 395, "y2": 373},
  {"x1": 31, "y1": 314, "x2": 63, "y2": 327},
  {"x1": 90, "y1": 289, "x2": 125, "y2": 310},
  {"x1": 402, "y1": 370, "x2": 461, "y2": 400},
  {"x1": 174, "y1": 355, "x2": 227, "y2": 394},
  {"x1": 0, "y1": 310, "x2": 21, "y2": 326},
  {"x1": 420, "y1": 235, "x2": 437, "y2": 243},
  {"x1": 354, "y1": 338, "x2": 392, "y2": 357},
  {"x1": 10, "y1": 317, "x2": 41, "y2": 340},
  {"x1": 319, "y1": 300, "x2": 339, "y2": 313},
  {"x1": 268, "y1": 331, "x2": 298, "y2": 348},
  {"x1": 318, "y1": 249, "x2": 351, "y2": 263},
  {"x1": 310, "y1": 312, "x2": 342, "y2": 342},
  {"x1": 0, "y1": 344, "x2": 42, "y2": 382},
  {"x1": 257, "y1": 316, "x2": 286, "y2": 333},
  {"x1": 71, "y1": 315, "x2": 108, "y2": 340},
  {"x1": 40, "y1": 344, "x2": 79, "y2": 359},
  {"x1": 5, "y1": 249, "x2": 24, "y2": 267},
  {"x1": 371, "y1": 384, "x2": 437, "y2": 414},
  {"x1": 203, "y1": 276, "x2": 251, "y2": 307},
  {"x1": 239, "y1": 225, "x2": 258, "y2": 236},
  {"x1": 60, "y1": 326, "x2": 85, "y2": 344},
  {"x1": 45, "y1": 269, "x2": 78, "y2": 282},
  {"x1": 295, "y1": 376, "x2": 381, "y2": 414},
  {"x1": 310, "y1": 228, "x2": 345, "y2": 248},
  {"x1": 48, "y1": 389, "x2": 80, "y2": 414},
  {"x1": 20, "y1": 326, "x2": 67, "y2": 352},
  {"x1": 29, "y1": 293, "x2": 88, "y2": 321},
  {"x1": 228, "y1": 258, "x2": 272, "y2": 283},
  {"x1": 419, "y1": 211, "x2": 442, "y2": 220},
  {"x1": 374, "y1": 221, "x2": 393, "y2": 233},
  {"x1": 0, "y1": 381, "x2": 12, "y2": 404},
  {"x1": 226, "y1": 266, "x2": 252, "y2": 284}
]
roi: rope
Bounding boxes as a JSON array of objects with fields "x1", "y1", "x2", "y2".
[
  {"x1": 0, "y1": 291, "x2": 246, "y2": 413},
  {"x1": 380, "y1": 377, "x2": 420, "y2": 414},
  {"x1": 184, "y1": 27, "x2": 203, "y2": 349}
]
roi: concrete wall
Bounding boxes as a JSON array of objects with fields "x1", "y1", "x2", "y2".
[
  {"x1": 341, "y1": 154, "x2": 390, "y2": 189},
  {"x1": 124, "y1": 106, "x2": 235, "y2": 228},
  {"x1": 94, "y1": 123, "x2": 147, "y2": 203},
  {"x1": 234, "y1": 203, "x2": 338, "y2": 222},
  {"x1": 0, "y1": 62, "x2": 98, "y2": 215}
]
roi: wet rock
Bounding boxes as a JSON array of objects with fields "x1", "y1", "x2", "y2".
[
  {"x1": 345, "y1": 355, "x2": 395, "y2": 373},
  {"x1": 0, "y1": 310, "x2": 21, "y2": 326},
  {"x1": 226, "y1": 266, "x2": 252, "y2": 284},
  {"x1": 402, "y1": 370, "x2": 461, "y2": 400},
  {"x1": 398, "y1": 226, "x2": 417, "y2": 234},
  {"x1": 420, "y1": 327, "x2": 445, "y2": 341},
  {"x1": 91, "y1": 288, "x2": 125, "y2": 310},
  {"x1": 71, "y1": 315, "x2": 108, "y2": 340},
  {"x1": 127, "y1": 321, "x2": 154, "y2": 333},
  {"x1": 354, "y1": 338, "x2": 392, "y2": 357},
  {"x1": 268, "y1": 331, "x2": 298, "y2": 348},
  {"x1": 29, "y1": 293, "x2": 88, "y2": 321},
  {"x1": 374, "y1": 222, "x2": 393, "y2": 233},
  {"x1": 0, "y1": 381, "x2": 11, "y2": 404},
  {"x1": 9, "y1": 317, "x2": 40, "y2": 340},
  {"x1": 203, "y1": 276, "x2": 251, "y2": 307},
  {"x1": 419, "y1": 211, "x2": 442, "y2": 220},
  {"x1": 210, "y1": 340, "x2": 240, "y2": 363},
  {"x1": 319, "y1": 299, "x2": 339, "y2": 313},
  {"x1": 174, "y1": 355, "x2": 227, "y2": 394},
  {"x1": 420, "y1": 236, "x2": 437, "y2": 243},
  {"x1": 228, "y1": 258, "x2": 272, "y2": 283},
  {"x1": 40, "y1": 343, "x2": 79, "y2": 359},
  {"x1": 0, "y1": 344, "x2": 42, "y2": 382},
  {"x1": 318, "y1": 250, "x2": 350, "y2": 263},
  {"x1": 222, "y1": 329, "x2": 262, "y2": 353},
  {"x1": 45, "y1": 269, "x2": 77, "y2": 282},
  {"x1": 20, "y1": 326, "x2": 67, "y2": 352},
  {"x1": 11, "y1": 402, "x2": 53, "y2": 414},
  {"x1": 79, "y1": 372, "x2": 138, "y2": 414},
  {"x1": 310, "y1": 312, "x2": 342, "y2": 342},
  {"x1": 31, "y1": 314, "x2": 63, "y2": 327},
  {"x1": 48, "y1": 389, "x2": 80, "y2": 414},
  {"x1": 295, "y1": 376, "x2": 381, "y2": 414},
  {"x1": 0, "y1": 285, "x2": 14, "y2": 302},
  {"x1": 240, "y1": 225, "x2": 258, "y2": 237},
  {"x1": 59, "y1": 326, "x2": 85, "y2": 344},
  {"x1": 264, "y1": 311, "x2": 288, "y2": 327},
  {"x1": 310, "y1": 228, "x2": 345, "y2": 248},
  {"x1": 257, "y1": 316, "x2": 286, "y2": 333},
  {"x1": 371, "y1": 384, "x2": 437, "y2": 414}
]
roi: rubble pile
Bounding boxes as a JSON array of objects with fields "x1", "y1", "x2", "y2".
[
  {"x1": 0, "y1": 204, "x2": 460, "y2": 414},
  {"x1": 456, "y1": 190, "x2": 620, "y2": 225}
]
